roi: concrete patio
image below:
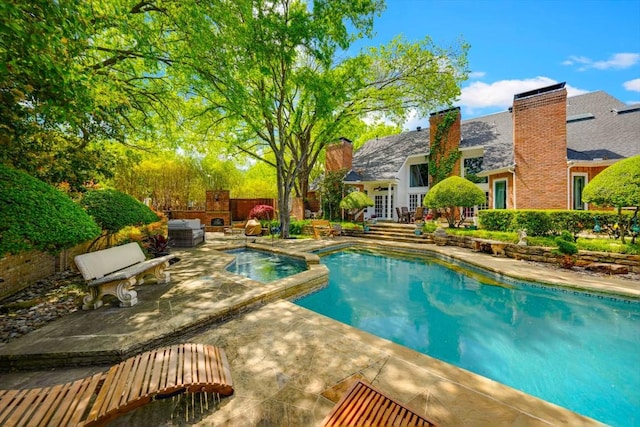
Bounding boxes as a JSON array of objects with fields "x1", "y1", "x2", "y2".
[{"x1": 1, "y1": 234, "x2": 637, "y2": 426}]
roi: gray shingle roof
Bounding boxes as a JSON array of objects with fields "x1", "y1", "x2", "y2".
[
  {"x1": 565, "y1": 91, "x2": 639, "y2": 160},
  {"x1": 346, "y1": 129, "x2": 430, "y2": 182},
  {"x1": 348, "y1": 90, "x2": 640, "y2": 181}
]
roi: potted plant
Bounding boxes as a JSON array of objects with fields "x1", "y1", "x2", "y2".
[
  {"x1": 433, "y1": 227, "x2": 448, "y2": 246},
  {"x1": 414, "y1": 219, "x2": 424, "y2": 235}
]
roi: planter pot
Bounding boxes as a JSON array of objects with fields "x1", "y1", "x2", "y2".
[
  {"x1": 414, "y1": 229, "x2": 422, "y2": 236},
  {"x1": 364, "y1": 226, "x2": 370, "y2": 232},
  {"x1": 433, "y1": 227, "x2": 448, "y2": 246}
]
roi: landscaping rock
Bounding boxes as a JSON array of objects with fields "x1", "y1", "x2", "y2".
[
  {"x1": 0, "y1": 271, "x2": 83, "y2": 344},
  {"x1": 585, "y1": 263, "x2": 629, "y2": 275}
]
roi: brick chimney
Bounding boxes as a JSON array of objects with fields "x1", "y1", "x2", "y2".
[
  {"x1": 512, "y1": 83, "x2": 567, "y2": 209},
  {"x1": 428, "y1": 107, "x2": 462, "y2": 184},
  {"x1": 325, "y1": 137, "x2": 353, "y2": 172}
]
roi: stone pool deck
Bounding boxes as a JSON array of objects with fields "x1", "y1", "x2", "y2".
[{"x1": 1, "y1": 234, "x2": 637, "y2": 426}]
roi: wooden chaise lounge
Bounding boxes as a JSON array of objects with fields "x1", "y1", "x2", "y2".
[
  {"x1": 321, "y1": 379, "x2": 435, "y2": 426},
  {"x1": 0, "y1": 343, "x2": 233, "y2": 427}
]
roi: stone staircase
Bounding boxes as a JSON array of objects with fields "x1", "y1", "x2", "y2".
[{"x1": 358, "y1": 222, "x2": 434, "y2": 244}]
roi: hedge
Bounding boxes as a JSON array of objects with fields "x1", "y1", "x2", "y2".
[
  {"x1": 478, "y1": 209, "x2": 631, "y2": 237},
  {"x1": 80, "y1": 189, "x2": 159, "y2": 234},
  {"x1": 0, "y1": 164, "x2": 101, "y2": 256}
]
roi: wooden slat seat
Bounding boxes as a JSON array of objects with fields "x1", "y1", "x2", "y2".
[
  {"x1": 321, "y1": 379, "x2": 435, "y2": 427},
  {"x1": 311, "y1": 220, "x2": 338, "y2": 239},
  {"x1": 0, "y1": 344, "x2": 233, "y2": 427}
]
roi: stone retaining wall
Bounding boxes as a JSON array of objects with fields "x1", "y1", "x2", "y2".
[
  {"x1": 0, "y1": 251, "x2": 56, "y2": 300},
  {"x1": 439, "y1": 234, "x2": 639, "y2": 274},
  {"x1": 0, "y1": 242, "x2": 91, "y2": 300}
]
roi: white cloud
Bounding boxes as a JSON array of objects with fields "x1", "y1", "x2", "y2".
[
  {"x1": 468, "y1": 71, "x2": 486, "y2": 79},
  {"x1": 623, "y1": 78, "x2": 640, "y2": 92},
  {"x1": 456, "y1": 77, "x2": 589, "y2": 116},
  {"x1": 402, "y1": 109, "x2": 423, "y2": 131},
  {"x1": 398, "y1": 77, "x2": 592, "y2": 125},
  {"x1": 562, "y1": 53, "x2": 640, "y2": 71},
  {"x1": 562, "y1": 55, "x2": 591, "y2": 66},
  {"x1": 592, "y1": 53, "x2": 640, "y2": 69}
]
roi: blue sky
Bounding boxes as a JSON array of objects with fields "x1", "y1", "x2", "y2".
[{"x1": 350, "y1": 0, "x2": 640, "y2": 127}]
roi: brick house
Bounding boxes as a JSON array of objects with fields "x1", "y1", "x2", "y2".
[{"x1": 327, "y1": 82, "x2": 640, "y2": 221}]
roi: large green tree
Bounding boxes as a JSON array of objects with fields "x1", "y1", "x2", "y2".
[
  {"x1": 166, "y1": 0, "x2": 468, "y2": 237},
  {"x1": 1, "y1": 0, "x2": 178, "y2": 189}
]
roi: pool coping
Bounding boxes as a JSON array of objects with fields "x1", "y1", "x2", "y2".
[{"x1": 1, "y1": 235, "x2": 635, "y2": 426}]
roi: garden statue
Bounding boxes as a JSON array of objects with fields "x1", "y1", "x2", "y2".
[{"x1": 517, "y1": 229, "x2": 528, "y2": 246}]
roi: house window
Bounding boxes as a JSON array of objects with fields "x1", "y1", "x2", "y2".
[
  {"x1": 573, "y1": 174, "x2": 587, "y2": 210},
  {"x1": 462, "y1": 192, "x2": 489, "y2": 218},
  {"x1": 409, "y1": 193, "x2": 425, "y2": 211},
  {"x1": 374, "y1": 195, "x2": 393, "y2": 218},
  {"x1": 464, "y1": 157, "x2": 488, "y2": 184},
  {"x1": 494, "y1": 180, "x2": 507, "y2": 209},
  {"x1": 479, "y1": 192, "x2": 489, "y2": 211},
  {"x1": 409, "y1": 164, "x2": 429, "y2": 187}
]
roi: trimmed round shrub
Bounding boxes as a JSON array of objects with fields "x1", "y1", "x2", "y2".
[
  {"x1": 555, "y1": 230, "x2": 578, "y2": 255},
  {"x1": 0, "y1": 164, "x2": 101, "y2": 256},
  {"x1": 423, "y1": 176, "x2": 486, "y2": 227},
  {"x1": 81, "y1": 189, "x2": 159, "y2": 234},
  {"x1": 555, "y1": 238, "x2": 578, "y2": 255}
]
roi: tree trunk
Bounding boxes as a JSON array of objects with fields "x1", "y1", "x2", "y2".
[{"x1": 276, "y1": 165, "x2": 292, "y2": 239}]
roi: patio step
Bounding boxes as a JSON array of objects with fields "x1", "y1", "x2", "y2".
[{"x1": 359, "y1": 222, "x2": 434, "y2": 244}]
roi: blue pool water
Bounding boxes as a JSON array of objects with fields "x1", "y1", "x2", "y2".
[
  {"x1": 295, "y1": 248, "x2": 640, "y2": 427},
  {"x1": 225, "y1": 249, "x2": 307, "y2": 282}
]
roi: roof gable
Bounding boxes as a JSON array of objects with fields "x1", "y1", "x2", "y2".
[
  {"x1": 347, "y1": 129, "x2": 430, "y2": 182},
  {"x1": 349, "y1": 90, "x2": 640, "y2": 180}
]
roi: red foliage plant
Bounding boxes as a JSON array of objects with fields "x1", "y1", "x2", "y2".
[{"x1": 248, "y1": 204, "x2": 275, "y2": 220}]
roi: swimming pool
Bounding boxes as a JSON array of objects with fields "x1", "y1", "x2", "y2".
[
  {"x1": 225, "y1": 248, "x2": 307, "y2": 282},
  {"x1": 295, "y1": 248, "x2": 639, "y2": 427}
]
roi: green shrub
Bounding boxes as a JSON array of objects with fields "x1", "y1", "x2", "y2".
[
  {"x1": 423, "y1": 221, "x2": 438, "y2": 233},
  {"x1": 81, "y1": 189, "x2": 159, "y2": 234},
  {"x1": 481, "y1": 209, "x2": 631, "y2": 238},
  {"x1": 554, "y1": 230, "x2": 578, "y2": 256},
  {"x1": 555, "y1": 238, "x2": 578, "y2": 255},
  {"x1": 558, "y1": 230, "x2": 574, "y2": 242},
  {"x1": 478, "y1": 210, "x2": 514, "y2": 231},
  {"x1": 549, "y1": 210, "x2": 591, "y2": 237},
  {"x1": 509, "y1": 210, "x2": 553, "y2": 236},
  {"x1": 423, "y1": 176, "x2": 486, "y2": 227},
  {"x1": 0, "y1": 164, "x2": 101, "y2": 256},
  {"x1": 289, "y1": 220, "x2": 308, "y2": 235}
]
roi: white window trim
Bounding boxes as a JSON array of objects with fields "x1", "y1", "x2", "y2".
[
  {"x1": 493, "y1": 179, "x2": 508, "y2": 209},
  {"x1": 572, "y1": 172, "x2": 589, "y2": 210}
]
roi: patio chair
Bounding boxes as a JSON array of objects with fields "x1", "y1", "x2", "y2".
[
  {"x1": 413, "y1": 206, "x2": 425, "y2": 222},
  {"x1": 401, "y1": 206, "x2": 411, "y2": 223},
  {"x1": 321, "y1": 379, "x2": 435, "y2": 426},
  {"x1": 395, "y1": 207, "x2": 403, "y2": 223}
]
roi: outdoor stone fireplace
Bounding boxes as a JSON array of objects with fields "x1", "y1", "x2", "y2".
[
  {"x1": 170, "y1": 190, "x2": 231, "y2": 232},
  {"x1": 210, "y1": 218, "x2": 224, "y2": 227}
]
